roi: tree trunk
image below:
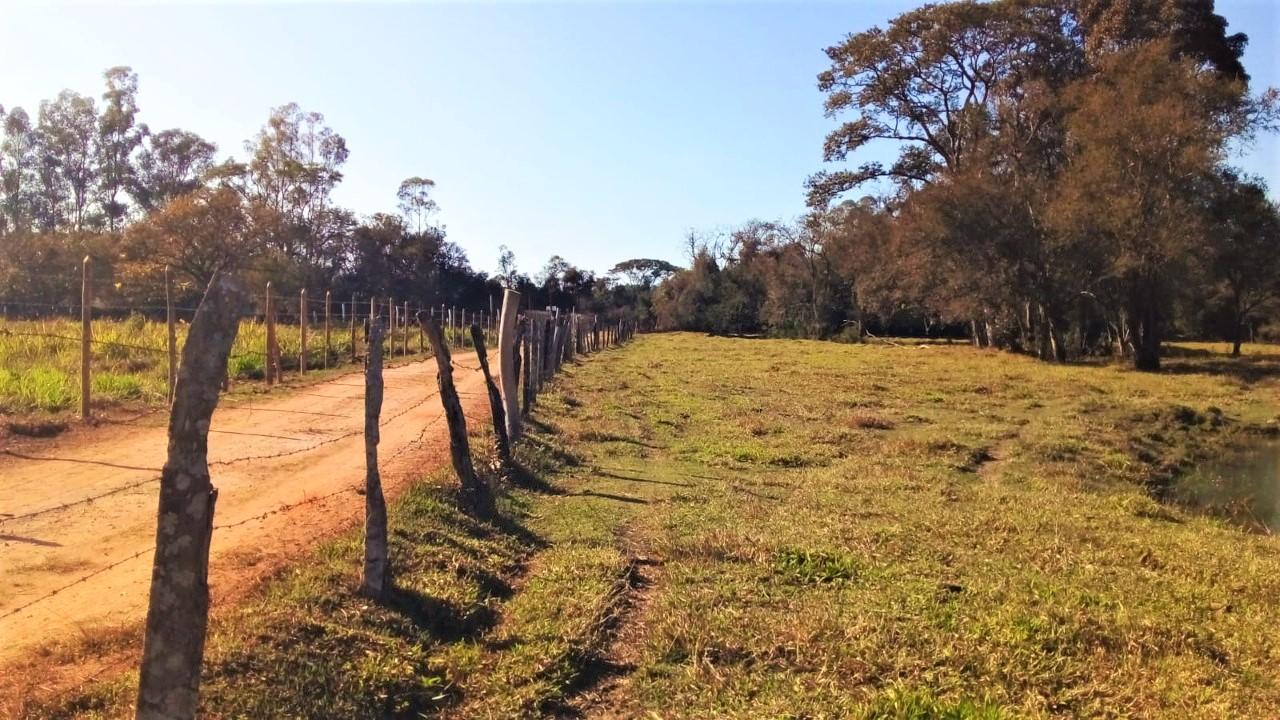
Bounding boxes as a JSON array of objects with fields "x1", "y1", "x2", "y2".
[
  {"x1": 362, "y1": 322, "x2": 390, "y2": 599},
  {"x1": 420, "y1": 314, "x2": 488, "y2": 515},
  {"x1": 136, "y1": 274, "x2": 248, "y2": 720},
  {"x1": 1129, "y1": 298, "x2": 1162, "y2": 372},
  {"x1": 471, "y1": 323, "x2": 513, "y2": 477}
]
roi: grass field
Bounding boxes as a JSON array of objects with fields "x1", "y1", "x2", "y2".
[
  {"x1": 25, "y1": 333, "x2": 1280, "y2": 719},
  {"x1": 0, "y1": 316, "x2": 471, "y2": 415}
]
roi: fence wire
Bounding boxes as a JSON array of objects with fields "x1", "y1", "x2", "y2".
[{"x1": 0, "y1": 304, "x2": 630, "y2": 626}]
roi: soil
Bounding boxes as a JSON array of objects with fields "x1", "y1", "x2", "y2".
[{"x1": 0, "y1": 356, "x2": 493, "y2": 675}]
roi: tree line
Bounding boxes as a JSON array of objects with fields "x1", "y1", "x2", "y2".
[
  {"x1": 652, "y1": 0, "x2": 1280, "y2": 369},
  {"x1": 0, "y1": 69, "x2": 655, "y2": 320}
]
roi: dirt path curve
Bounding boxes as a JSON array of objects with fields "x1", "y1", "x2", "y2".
[{"x1": 0, "y1": 356, "x2": 493, "y2": 665}]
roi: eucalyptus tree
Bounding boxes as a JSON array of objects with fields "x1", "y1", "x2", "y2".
[
  {"x1": 131, "y1": 128, "x2": 218, "y2": 212},
  {"x1": 97, "y1": 66, "x2": 144, "y2": 231}
]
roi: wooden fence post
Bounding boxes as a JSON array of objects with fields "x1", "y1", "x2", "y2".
[
  {"x1": 387, "y1": 296, "x2": 395, "y2": 360},
  {"x1": 402, "y1": 301, "x2": 409, "y2": 357},
  {"x1": 350, "y1": 295, "x2": 358, "y2": 362},
  {"x1": 497, "y1": 289, "x2": 522, "y2": 441},
  {"x1": 521, "y1": 317, "x2": 533, "y2": 415},
  {"x1": 324, "y1": 291, "x2": 332, "y2": 370},
  {"x1": 264, "y1": 282, "x2": 276, "y2": 385},
  {"x1": 362, "y1": 321, "x2": 390, "y2": 598},
  {"x1": 299, "y1": 288, "x2": 308, "y2": 376},
  {"x1": 80, "y1": 256, "x2": 92, "y2": 420},
  {"x1": 135, "y1": 273, "x2": 248, "y2": 720},
  {"x1": 165, "y1": 266, "x2": 177, "y2": 405},
  {"x1": 420, "y1": 314, "x2": 488, "y2": 515},
  {"x1": 471, "y1": 323, "x2": 512, "y2": 476}
]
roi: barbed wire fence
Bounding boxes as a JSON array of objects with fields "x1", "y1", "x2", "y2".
[{"x1": 0, "y1": 276, "x2": 635, "y2": 716}]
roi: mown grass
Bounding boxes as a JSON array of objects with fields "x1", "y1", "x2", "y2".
[
  {"x1": 25, "y1": 333, "x2": 1280, "y2": 719},
  {"x1": 0, "y1": 315, "x2": 469, "y2": 415}
]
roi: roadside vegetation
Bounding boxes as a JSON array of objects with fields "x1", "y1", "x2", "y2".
[
  {"x1": 28, "y1": 333, "x2": 1280, "y2": 719},
  {"x1": 0, "y1": 315, "x2": 455, "y2": 415}
]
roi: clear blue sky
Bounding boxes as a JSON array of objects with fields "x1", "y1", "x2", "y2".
[{"x1": 2, "y1": 1, "x2": 1276, "y2": 277}]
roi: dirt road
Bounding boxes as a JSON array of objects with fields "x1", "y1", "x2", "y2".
[{"x1": 0, "y1": 356, "x2": 492, "y2": 663}]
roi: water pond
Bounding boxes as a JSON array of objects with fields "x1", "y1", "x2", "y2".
[{"x1": 1177, "y1": 440, "x2": 1280, "y2": 532}]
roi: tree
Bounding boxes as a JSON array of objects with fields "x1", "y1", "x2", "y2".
[
  {"x1": 1051, "y1": 41, "x2": 1239, "y2": 370},
  {"x1": 396, "y1": 176, "x2": 438, "y2": 233},
  {"x1": 122, "y1": 187, "x2": 265, "y2": 286},
  {"x1": 806, "y1": 0, "x2": 1078, "y2": 207},
  {"x1": 0, "y1": 107, "x2": 36, "y2": 235},
  {"x1": 1207, "y1": 172, "x2": 1280, "y2": 356},
  {"x1": 97, "y1": 66, "x2": 144, "y2": 232},
  {"x1": 497, "y1": 245, "x2": 519, "y2": 288},
  {"x1": 131, "y1": 128, "x2": 216, "y2": 212},
  {"x1": 610, "y1": 258, "x2": 679, "y2": 289},
  {"x1": 36, "y1": 90, "x2": 98, "y2": 231},
  {"x1": 238, "y1": 103, "x2": 351, "y2": 288}
]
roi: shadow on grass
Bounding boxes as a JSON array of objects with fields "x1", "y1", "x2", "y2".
[{"x1": 1162, "y1": 356, "x2": 1280, "y2": 385}]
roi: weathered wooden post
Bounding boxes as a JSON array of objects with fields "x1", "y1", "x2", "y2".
[
  {"x1": 418, "y1": 305, "x2": 425, "y2": 353},
  {"x1": 402, "y1": 301, "x2": 410, "y2": 357},
  {"x1": 324, "y1": 291, "x2": 332, "y2": 369},
  {"x1": 135, "y1": 273, "x2": 248, "y2": 720},
  {"x1": 348, "y1": 294, "x2": 357, "y2": 362},
  {"x1": 80, "y1": 256, "x2": 92, "y2": 420},
  {"x1": 471, "y1": 324, "x2": 512, "y2": 476},
  {"x1": 362, "y1": 321, "x2": 390, "y2": 598},
  {"x1": 497, "y1": 289, "x2": 522, "y2": 441},
  {"x1": 264, "y1": 282, "x2": 277, "y2": 385},
  {"x1": 421, "y1": 313, "x2": 488, "y2": 515},
  {"x1": 521, "y1": 317, "x2": 533, "y2": 415},
  {"x1": 387, "y1": 296, "x2": 395, "y2": 360},
  {"x1": 165, "y1": 266, "x2": 177, "y2": 405},
  {"x1": 299, "y1": 288, "x2": 308, "y2": 376}
]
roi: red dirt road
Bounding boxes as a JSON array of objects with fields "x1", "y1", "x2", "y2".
[{"x1": 0, "y1": 356, "x2": 491, "y2": 666}]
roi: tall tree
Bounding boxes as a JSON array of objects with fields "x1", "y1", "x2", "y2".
[
  {"x1": 0, "y1": 107, "x2": 37, "y2": 235},
  {"x1": 1050, "y1": 41, "x2": 1240, "y2": 370},
  {"x1": 97, "y1": 66, "x2": 144, "y2": 232},
  {"x1": 36, "y1": 90, "x2": 98, "y2": 231},
  {"x1": 1206, "y1": 171, "x2": 1280, "y2": 356},
  {"x1": 396, "y1": 176, "x2": 438, "y2": 233},
  {"x1": 131, "y1": 128, "x2": 217, "y2": 212}
]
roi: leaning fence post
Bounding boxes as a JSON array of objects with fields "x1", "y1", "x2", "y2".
[
  {"x1": 471, "y1": 323, "x2": 513, "y2": 476},
  {"x1": 165, "y1": 266, "x2": 177, "y2": 405},
  {"x1": 80, "y1": 256, "x2": 92, "y2": 420},
  {"x1": 135, "y1": 273, "x2": 248, "y2": 720},
  {"x1": 420, "y1": 313, "x2": 488, "y2": 515},
  {"x1": 497, "y1": 289, "x2": 522, "y2": 441},
  {"x1": 362, "y1": 320, "x2": 391, "y2": 598}
]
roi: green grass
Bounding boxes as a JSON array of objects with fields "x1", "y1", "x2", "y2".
[
  {"x1": 26, "y1": 333, "x2": 1280, "y2": 719},
  {"x1": 0, "y1": 315, "x2": 456, "y2": 415}
]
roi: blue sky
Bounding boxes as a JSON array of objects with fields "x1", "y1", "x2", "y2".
[{"x1": 2, "y1": 0, "x2": 1276, "y2": 277}]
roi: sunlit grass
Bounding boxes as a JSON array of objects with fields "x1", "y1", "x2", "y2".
[
  {"x1": 0, "y1": 315, "x2": 454, "y2": 414},
  {"x1": 25, "y1": 333, "x2": 1280, "y2": 719}
]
